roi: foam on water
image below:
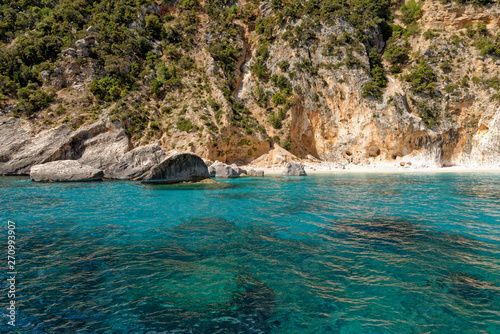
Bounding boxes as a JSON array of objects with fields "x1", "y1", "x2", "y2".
[{"x1": 1, "y1": 173, "x2": 499, "y2": 333}]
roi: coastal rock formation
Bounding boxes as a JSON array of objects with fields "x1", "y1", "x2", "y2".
[
  {"x1": 30, "y1": 160, "x2": 103, "y2": 182},
  {"x1": 141, "y1": 152, "x2": 210, "y2": 184},
  {"x1": 247, "y1": 169, "x2": 265, "y2": 177},
  {"x1": 249, "y1": 146, "x2": 300, "y2": 167},
  {"x1": 0, "y1": 119, "x2": 130, "y2": 175},
  {"x1": 0, "y1": 117, "x2": 72, "y2": 175},
  {"x1": 469, "y1": 110, "x2": 500, "y2": 167},
  {"x1": 231, "y1": 164, "x2": 247, "y2": 175},
  {"x1": 208, "y1": 162, "x2": 240, "y2": 178},
  {"x1": 104, "y1": 143, "x2": 166, "y2": 180},
  {"x1": 56, "y1": 122, "x2": 130, "y2": 170},
  {"x1": 202, "y1": 158, "x2": 215, "y2": 167},
  {"x1": 282, "y1": 162, "x2": 307, "y2": 176}
]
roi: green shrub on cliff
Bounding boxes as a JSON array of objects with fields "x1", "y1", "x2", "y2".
[
  {"x1": 384, "y1": 46, "x2": 409, "y2": 65},
  {"x1": 475, "y1": 34, "x2": 500, "y2": 57},
  {"x1": 14, "y1": 84, "x2": 55, "y2": 117},
  {"x1": 0, "y1": 0, "x2": 167, "y2": 105},
  {"x1": 90, "y1": 75, "x2": 132, "y2": 102},
  {"x1": 405, "y1": 61, "x2": 438, "y2": 95},
  {"x1": 363, "y1": 50, "x2": 386, "y2": 100},
  {"x1": 272, "y1": 92, "x2": 287, "y2": 105},
  {"x1": 177, "y1": 117, "x2": 194, "y2": 132},
  {"x1": 400, "y1": 0, "x2": 423, "y2": 26}
]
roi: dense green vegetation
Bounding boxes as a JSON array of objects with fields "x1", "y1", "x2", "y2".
[
  {"x1": 405, "y1": 60, "x2": 437, "y2": 95},
  {"x1": 0, "y1": 0, "x2": 164, "y2": 115}
]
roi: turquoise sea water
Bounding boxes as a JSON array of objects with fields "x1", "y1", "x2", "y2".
[{"x1": 1, "y1": 173, "x2": 500, "y2": 333}]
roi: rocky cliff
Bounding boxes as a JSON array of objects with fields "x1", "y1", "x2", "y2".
[{"x1": 1, "y1": 0, "x2": 499, "y2": 170}]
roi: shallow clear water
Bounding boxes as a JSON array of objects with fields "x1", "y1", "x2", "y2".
[{"x1": 1, "y1": 173, "x2": 500, "y2": 333}]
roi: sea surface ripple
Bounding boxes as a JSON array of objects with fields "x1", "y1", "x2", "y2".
[{"x1": 0, "y1": 173, "x2": 499, "y2": 333}]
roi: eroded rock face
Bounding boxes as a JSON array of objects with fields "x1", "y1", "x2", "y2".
[
  {"x1": 56, "y1": 122, "x2": 130, "y2": 170},
  {"x1": 282, "y1": 162, "x2": 307, "y2": 176},
  {"x1": 0, "y1": 119, "x2": 130, "y2": 175},
  {"x1": 141, "y1": 152, "x2": 210, "y2": 183},
  {"x1": 30, "y1": 160, "x2": 103, "y2": 182},
  {"x1": 231, "y1": 164, "x2": 247, "y2": 175},
  {"x1": 104, "y1": 143, "x2": 166, "y2": 180},
  {"x1": 470, "y1": 110, "x2": 500, "y2": 167},
  {"x1": 0, "y1": 117, "x2": 72, "y2": 175}
]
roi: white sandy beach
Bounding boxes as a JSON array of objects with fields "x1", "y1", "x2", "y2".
[{"x1": 244, "y1": 163, "x2": 500, "y2": 176}]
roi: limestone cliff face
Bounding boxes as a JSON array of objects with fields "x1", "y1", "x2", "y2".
[
  {"x1": 234, "y1": 1, "x2": 500, "y2": 168},
  {"x1": 2, "y1": 0, "x2": 500, "y2": 169}
]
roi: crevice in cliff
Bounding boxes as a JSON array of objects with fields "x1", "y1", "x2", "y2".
[{"x1": 233, "y1": 22, "x2": 252, "y2": 98}]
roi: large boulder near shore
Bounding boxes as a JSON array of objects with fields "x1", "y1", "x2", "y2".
[
  {"x1": 230, "y1": 164, "x2": 247, "y2": 175},
  {"x1": 30, "y1": 160, "x2": 103, "y2": 182},
  {"x1": 208, "y1": 162, "x2": 240, "y2": 178},
  {"x1": 141, "y1": 152, "x2": 210, "y2": 184},
  {"x1": 0, "y1": 119, "x2": 129, "y2": 175},
  {"x1": 247, "y1": 168, "x2": 265, "y2": 177},
  {"x1": 282, "y1": 162, "x2": 307, "y2": 176},
  {"x1": 105, "y1": 143, "x2": 166, "y2": 180}
]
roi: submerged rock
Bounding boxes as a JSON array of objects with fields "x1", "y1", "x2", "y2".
[
  {"x1": 141, "y1": 152, "x2": 210, "y2": 184},
  {"x1": 30, "y1": 160, "x2": 103, "y2": 182},
  {"x1": 104, "y1": 143, "x2": 166, "y2": 180},
  {"x1": 282, "y1": 162, "x2": 307, "y2": 176},
  {"x1": 199, "y1": 178, "x2": 217, "y2": 184}
]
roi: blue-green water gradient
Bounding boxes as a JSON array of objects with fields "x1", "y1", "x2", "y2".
[{"x1": 1, "y1": 173, "x2": 499, "y2": 333}]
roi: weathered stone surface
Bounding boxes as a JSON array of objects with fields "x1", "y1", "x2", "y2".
[
  {"x1": 30, "y1": 160, "x2": 103, "y2": 182},
  {"x1": 104, "y1": 143, "x2": 166, "y2": 180},
  {"x1": 209, "y1": 162, "x2": 240, "y2": 178},
  {"x1": 202, "y1": 158, "x2": 215, "y2": 167},
  {"x1": 246, "y1": 169, "x2": 265, "y2": 177},
  {"x1": 231, "y1": 164, "x2": 247, "y2": 175},
  {"x1": 61, "y1": 48, "x2": 76, "y2": 57},
  {"x1": 249, "y1": 146, "x2": 298, "y2": 166},
  {"x1": 143, "y1": 3, "x2": 159, "y2": 15},
  {"x1": 282, "y1": 162, "x2": 307, "y2": 176},
  {"x1": 208, "y1": 165, "x2": 216, "y2": 177},
  {"x1": 40, "y1": 70, "x2": 50, "y2": 80},
  {"x1": 470, "y1": 110, "x2": 500, "y2": 167},
  {"x1": 141, "y1": 152, "x2": 210, "y2": 183},
  {"x1": 0, "y1": 118, "x2": 72, "y2": 175},
  {"x1": 75, "y1": 39, "x2": 87, "y2": 48},
  {"x1": 59, "y1": 122, "x2": 130, "y2": 170},
  {"x1": 0, "y1": 119, "x2": 130, "y2": 175},
  {"x1": 4, "y1": 2, "x2": 500, "y2": 171}
]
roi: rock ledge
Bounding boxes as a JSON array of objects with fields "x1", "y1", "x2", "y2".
[{"x1": 30, "y1": 160, "x2": 104, "y2": 182}]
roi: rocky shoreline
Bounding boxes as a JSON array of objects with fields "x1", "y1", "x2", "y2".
[
  {"x1": 1, "y1": 117, "x2": 498, "y2": 183},
  {"x1": 0, "y1": 117, "x2": 310, "y2": 183}
]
